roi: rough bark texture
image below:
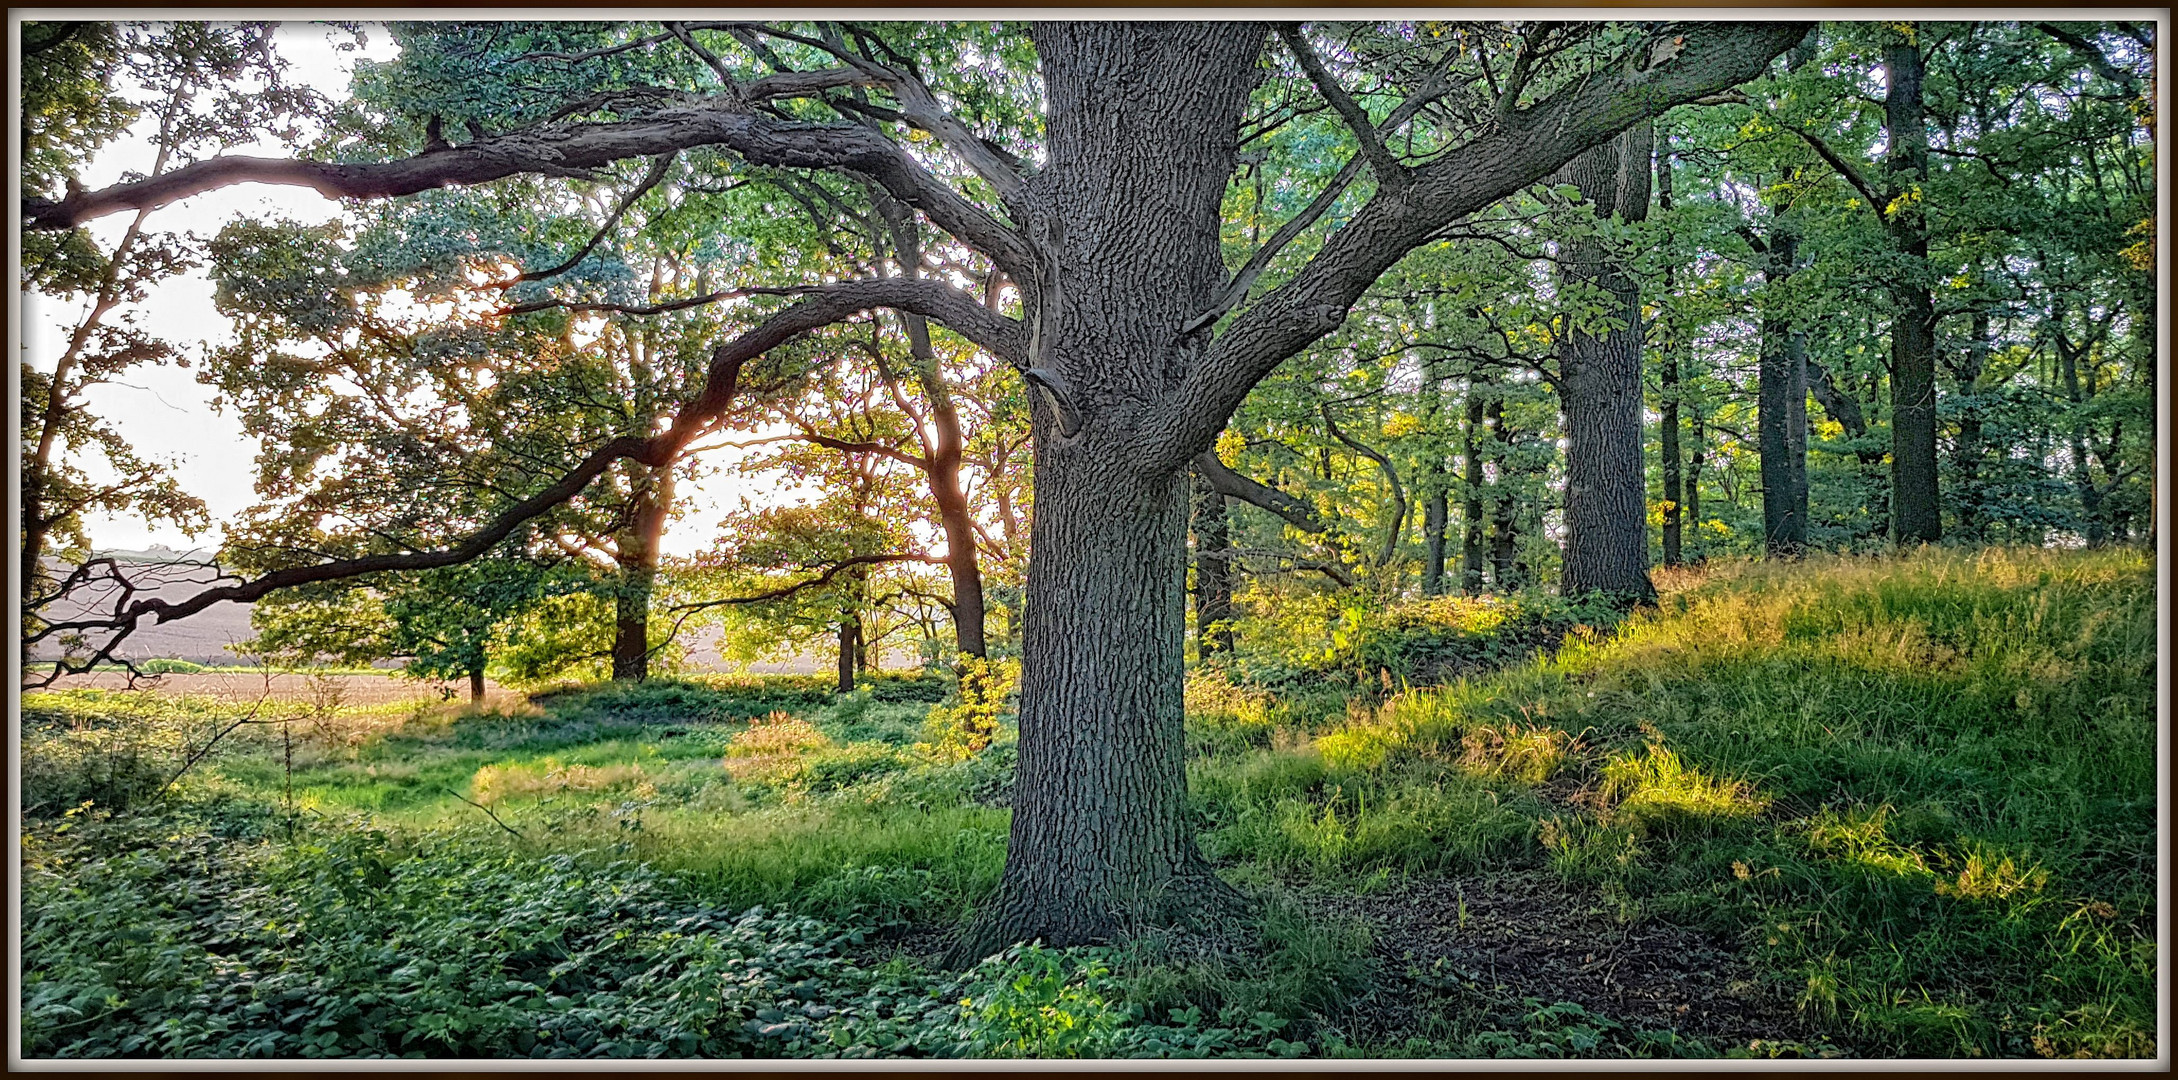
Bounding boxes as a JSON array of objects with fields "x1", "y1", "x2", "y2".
[
  {"x1": 1556, "y1": 122, "x2": 1657, "y2": 604},
  {"x1": 611, "y1": 465, "x2": 674, "y2": 681},
  {"x1": 1190, "y1": 471, "x2": 1236, "y2": 655},
  {"x1": 1460, "y1": 391, "x2": 1487, "y2": 593},
  {"x1": 1885, "y1": 35, "x2": 1942, "y2": 545},
  {"x1": 469, "y1": 665, "x2": 486, "y2": 703},
  {"x1": 959, "y1": 23, "x2": 1261, "y2": 955},
  {"x1": 1757, "y1": 225, "x2": 1809, "y2": 558}
]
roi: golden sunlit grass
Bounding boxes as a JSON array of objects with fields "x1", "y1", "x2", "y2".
[
  {"x1": 724, "y1": 711, "x2": 833, "y2": 781},
  {"x1": 1456, "y1": 722, "x2": 1573, "y2": 785},
  {"x1": 470, "y1": 758, "x2": 654, "y2": 805},
  {"x1": 1596, "y1": 744, "x2": 1770, "y2": 832}
]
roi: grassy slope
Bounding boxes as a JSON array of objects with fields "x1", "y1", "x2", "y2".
[
  {"x1": 18, "y1": 547, "x2": 2159, "y2": 1059},
  {"x1": 1188, "y1": 547, "x2": 2156, "y2": 1056}
]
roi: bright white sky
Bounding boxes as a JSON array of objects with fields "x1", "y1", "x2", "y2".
[{"x1": 25, "y1": 22, "x2": 803, "y2": 560}]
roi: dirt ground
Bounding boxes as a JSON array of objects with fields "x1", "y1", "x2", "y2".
[{"x1": 1297, "y1": 869, "x2": 1831, "y2": 1054}]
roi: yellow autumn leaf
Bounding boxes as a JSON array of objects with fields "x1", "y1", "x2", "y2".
[{"x1": 1214, "y1": 429, "x2": 1246, "y2": 467}]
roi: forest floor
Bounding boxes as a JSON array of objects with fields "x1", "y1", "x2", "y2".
[{"x1": 18, "y1": 547, "x2": 2158, "y2": 1060}]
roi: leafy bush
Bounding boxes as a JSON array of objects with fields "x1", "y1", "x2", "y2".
[
  {"x1": 533, "y1": 676, "x2": 858, "y2": 726},
  {"x1": 868, "y1": 675, "x2": 948, "y2": 704},
  {"x1": 797, "y1": 744, "x2": 914, "y2": 793},
  {"x1": 916, "y1": 657, "x2": 1019, "y2": 763},
  {"x1": 21, "y1": 723, "x2": 181, "y2": 817}
]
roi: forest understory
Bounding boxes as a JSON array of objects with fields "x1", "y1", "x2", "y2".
[{"x1": 20, "y1": 548, "x2": 2157, "y2": 1060}]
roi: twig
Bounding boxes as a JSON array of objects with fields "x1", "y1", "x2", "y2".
[{"x1": 444, "y1": 787, "x2": 526, "y2": 839}]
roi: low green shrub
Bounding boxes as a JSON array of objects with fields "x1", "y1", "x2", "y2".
[{"x1": 23, "y1": 812, "x2": 1360, "y2": 1060}]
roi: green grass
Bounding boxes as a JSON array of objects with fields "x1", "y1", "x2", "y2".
[
  {"x1": 1180, "y1": 547, "x2": 2156, "y2": 1058},
  {"x1": 18, "y1": 546, "x2": 2158, "y2": 1059}
]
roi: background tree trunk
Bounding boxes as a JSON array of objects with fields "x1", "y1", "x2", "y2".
[
  {"x1": 1421, "y1": 478, "x2": 1448, "y2": 594},
  {"x1": 1486, "y1": 398, "x2": 1521, "y2": 589},
  {"x1": 1759, "y1": 223, "x2": 1810, "y2": 557},
  {"x1": 836, "y1": 614, "x2": 860, "y2": 694},
  {"x1": 1420, "y1": 373, "x2": 1449, "y2": 595},
  {"x1": 1556, "y1": 122, "x2": 1657, "y2": 604},
  {"x1": 885, "y1": 208, "x2": 990, "y2": 658},
  {"x1": 1190, "y1": 471, "x2": 1235, "y2": 655},
  {"x1": 468, "y1": 664, "x2": 485, "y2": 702},
  {"x1": 1460, "y1": 390, "x2": 1487, "y2": 593},
  {"x1": 611, "y1": 465, "x2": 674, "y2": 681},
  {"x1": 1657, "y1": 149, "x2": 1685, "y2": 568},
  {"x1": 1686, "y1": 417, "x2": 1706, "y2": 563},
  {"x1": 1885, "y1": 33, "x2": 1942, "y2": 545},
  {"x1": 1948, "y1": 307, "x2": 1993, "y2": 541}
]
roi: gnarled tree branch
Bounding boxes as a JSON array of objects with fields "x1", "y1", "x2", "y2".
[
  {"x1": 1192, "y1": 452, "x2": 1323, "y2": 535},
  {"x1": 1147, "y1": 21, "x2": 1810, "y2": 473},
  {"x1": 24, "y1": 97, "x2": 1036, "y2": 279}
]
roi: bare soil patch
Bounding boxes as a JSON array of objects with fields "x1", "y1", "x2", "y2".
[{"x1": 1299, "y1": 869, "x2": 1823, "y2": 1053}]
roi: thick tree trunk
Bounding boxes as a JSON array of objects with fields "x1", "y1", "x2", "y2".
[
  {"x1": 1190, "y1": 470, "x2": 1236, "y2": 655},
  {"x1": 1885, "y1": 34, "x2": 1942, "y2": 545},
  {"x1": 611, "y1": 465, "x2": 674, "y2": 681},
  {"x1": 1460, "y1": 390, "x2": 1487, "y2": 593},
  {"x1": 959, "y1": 23, "x2": 1258, "y2": 955},
  {"x1": 468, "y1": 664, "x2": 485, "y2": 703},
  {"x1": 1556, "y1": 123, "x2": 1657, "y2": 604},
  {"x1": 975, "y1": 452, "x2": 1227, "y2": 950},
  {"x1": 1758, "y1": 225, "x2": 1809, "y2": 557}
]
